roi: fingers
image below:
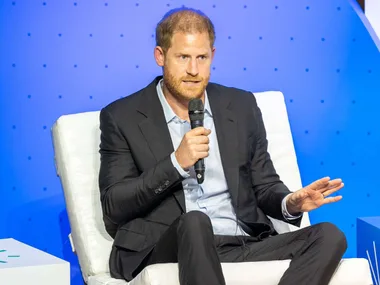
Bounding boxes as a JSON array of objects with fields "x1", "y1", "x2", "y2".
[
  {"x1": 316, "y1": 179, "x2": 343, "y2": 192},
  {"x1": 321, "y1": 195, "x2": 343, "y2": 205},
  {"x1": 197, "y1": 151, "x2": 210, "y2": 159},
  {"x1": 316, "y1": 176, "x2": 331, "y2": 185},
  {"x1": 185, "y1": 128, "x2": 211, "y2": 146},
  {"x1": 309, "y1": 177, "x2": 329, "y2": 190},
  {"x1": 192, "y1": 144, "x2": 210, "y2": 152},
  {"x1": 321, "y1": 182, "x2": 344, "y2": 197},
  {"x1": 189, "y1": 127, "x2": 211, "y2": 136},
  {"x1": 189, "y1": 135, "x2": 210, "y2": 145},
  {"x1": 175, "y1": 127, "x2": 211, "y2": 169},
  {"x1": 311, "y1": 177, "x2": 342, "y2": 191}
]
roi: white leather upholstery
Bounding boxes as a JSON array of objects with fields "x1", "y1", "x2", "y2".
[
  {"x1": 88, "y1": 259, "x2": 372, "y2": 285},
  {"x1": 52, "y1": 91, "x2": 373, "y2": 285}
]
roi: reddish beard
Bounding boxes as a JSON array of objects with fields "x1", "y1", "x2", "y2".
[{"x1": 163, "y1": 69, "x2": 209, "y2": 102}]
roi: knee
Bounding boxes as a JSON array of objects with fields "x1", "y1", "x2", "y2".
[
  {"x1": 315, "y1": 222, "x2": 347, "y2": 252},
  {"x1": 179, "y1": 211, "x2": 212, "y2": 232}
]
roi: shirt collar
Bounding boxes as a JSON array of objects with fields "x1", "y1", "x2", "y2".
[{"x1": 156, "y1": 79, "x2": 212, "y2": 124}]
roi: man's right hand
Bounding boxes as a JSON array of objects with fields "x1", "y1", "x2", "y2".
[{"x1": 175, "y1": 127, "x2": 211, "y2": 170}]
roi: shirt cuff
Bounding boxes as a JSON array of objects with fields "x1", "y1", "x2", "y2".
[
  {"x1": 170, "y1": 152, "x2": 190, "y2": 178},
  {"x1": 281, "y1": 193, "x2": 302, "y2": 220}
]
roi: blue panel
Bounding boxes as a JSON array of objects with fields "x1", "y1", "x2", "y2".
[
  {"x1": 0, "y1": 1, "x2": 379, "y2": 284},
  {"x1": 359, "y1": 217, "x2": 380, "y2": 228},
  {"x1": 357, "y1": 217, "x2": 380, "y2": 284}
]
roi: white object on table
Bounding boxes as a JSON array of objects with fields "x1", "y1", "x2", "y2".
[{"x1": 0, "y1": 238, "x2": 70, "y2": 285}]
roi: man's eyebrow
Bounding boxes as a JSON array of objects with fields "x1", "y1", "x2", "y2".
[{"x1": 174, "y1": 53, "x2": 209, "y2": 56}]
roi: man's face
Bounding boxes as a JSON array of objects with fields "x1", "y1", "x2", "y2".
[{"x1": 157, "y1": 32, "x2": 215, "y2": 102}]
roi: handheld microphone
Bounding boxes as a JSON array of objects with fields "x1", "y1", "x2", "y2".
[{"x1": 188, "y1": 98, "x2": 205, "y2": 184}]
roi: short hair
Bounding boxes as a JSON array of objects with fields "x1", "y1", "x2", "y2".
[{"x1": 155, "y1": 7, "x2": 216, "y2": 53}]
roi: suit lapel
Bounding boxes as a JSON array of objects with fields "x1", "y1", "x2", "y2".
[
  {"x1": 207, "y1": 85, "x2": 239, "y2": 203},
  {"x1": 137, "y1": 77, "x2": 186, "y2": 212}
]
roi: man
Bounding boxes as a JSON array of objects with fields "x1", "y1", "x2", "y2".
[{"x1": 98, "y1": 7, "x2": 347, "y2": 285}]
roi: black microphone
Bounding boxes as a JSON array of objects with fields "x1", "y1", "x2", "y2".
[{"x1": 188, "y1": 98, "x2": 205, "y2": 184}]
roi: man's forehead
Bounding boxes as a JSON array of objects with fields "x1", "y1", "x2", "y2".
[{"x1": 169, "y1": 32, "x2": 211, "y2": 51}]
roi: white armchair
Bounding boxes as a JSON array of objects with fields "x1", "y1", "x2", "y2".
[{"x1": 52, "y1": 91, "x2": 373, "y2": 285}]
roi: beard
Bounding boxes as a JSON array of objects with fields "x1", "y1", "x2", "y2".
[{"x1": 163, "y1": 68, "x2": 210, "y2": 102}]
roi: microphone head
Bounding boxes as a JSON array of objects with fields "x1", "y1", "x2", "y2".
[{"x1": 188, "y1": 98, "x2": 204, "y2": 122}]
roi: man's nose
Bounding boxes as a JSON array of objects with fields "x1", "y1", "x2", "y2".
[{"x1": 186, "y1": 58, "x2": 199, "y2": 76}]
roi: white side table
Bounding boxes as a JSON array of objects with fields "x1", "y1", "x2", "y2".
[{"x1": 0, "y1": 238, "x2": 70, "y2": 285}]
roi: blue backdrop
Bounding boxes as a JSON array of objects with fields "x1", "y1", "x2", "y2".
[{"x1": 1, "y1": 1, "x2": 379, "y2": 284}]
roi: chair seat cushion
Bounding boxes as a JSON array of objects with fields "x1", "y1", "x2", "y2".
[{"x1": 88, "y1": 258, "x2": 372, "y2": 285}]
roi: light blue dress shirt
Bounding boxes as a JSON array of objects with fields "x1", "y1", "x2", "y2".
[{"x1": 156, "y1": 80, "x2": 299, "y2": 236}]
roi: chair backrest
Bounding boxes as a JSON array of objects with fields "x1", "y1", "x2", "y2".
[
  {"x1": 253, "y1": 92, "x2": 310, "y2": 232},
  {"x1": 51, "y1": 91, "x2": 310, "y2": 281}
]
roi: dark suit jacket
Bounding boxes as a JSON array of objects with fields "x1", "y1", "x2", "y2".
[{"x1": 98, "y1": 76, "x2": 302, "y2": 281}]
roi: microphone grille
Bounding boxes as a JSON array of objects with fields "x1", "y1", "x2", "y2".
[{"x1": 188, "y1": 99, "x2": 204, "y2": 121}]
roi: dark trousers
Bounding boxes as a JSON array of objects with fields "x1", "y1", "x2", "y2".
[{"x1": 140, "y1": 211, "x2": 347, "y2": 285}]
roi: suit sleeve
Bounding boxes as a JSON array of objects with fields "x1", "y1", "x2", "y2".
[
  {"x1": 98, "y1": 108, "x2": 184, "y2": 227},
  {"x1": 249, "y1": 95, "x2": 302, "y2": 225}
]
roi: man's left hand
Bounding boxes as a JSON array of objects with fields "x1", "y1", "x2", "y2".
[{"x1": 286, "y1": 177, "x2": 344, "y2": 215}]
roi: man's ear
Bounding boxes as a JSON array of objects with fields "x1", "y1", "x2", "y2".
[
  {"x1": 154, "y1": 46, "x2": 165, "y2": 67},
  {"x1": 211, "y1": 47, "x2": 216, "y2": 61}
]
